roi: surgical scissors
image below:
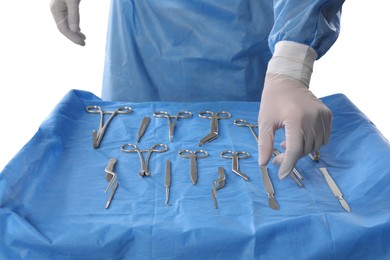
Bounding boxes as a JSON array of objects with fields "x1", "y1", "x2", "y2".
[
  {"x1": 178, "y1": 149, "x2": 209, "y2": 185},
  {"x1": 153, "y1": 111, "x2": 193, "y2": 142},
  {"x1": 86, "y1": 105, "x2": 132, "y2": 148},
  {"x1": 121, "y1": 143, "x2": 168, "y2": 177},
  {"x1": 221, "y1": 150, "x2": 250, "y2": 181},
  {"x1": 198, "y1": 111, "x2": 231, "y2": 146},
  {"x1": 233, "y1": 119, "x2": 258, "y2": 141}
]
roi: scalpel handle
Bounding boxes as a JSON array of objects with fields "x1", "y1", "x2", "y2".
[
  {"x1": 136, "y1": 117, "x2": 151, "y2": 143},
  {"x1": 319, "y1": 167, "x2": 342, "y2": 197},
  {"x1": 165, "y1": 160, "x2": 171, "y2": 205}
]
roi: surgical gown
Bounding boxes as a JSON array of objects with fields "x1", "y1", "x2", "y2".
[{"x1": 102, "y1": 0, "x2": 344, "y2": 102}]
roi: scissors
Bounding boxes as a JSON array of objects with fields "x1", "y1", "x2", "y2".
[
  {"x1": 153, "y1": 111, "x2": 193, "y2": 142},
  {"x1": 86, "y1": 105, "x2": 132, "y2": 148},
  {"x1": 198, "y1": 111, "x2": 231, "y2": 146},
  {"x1": 220, "y1": 150, "x2": 250, "y2": 181},
  {"x1": 104, "y1": 158, "x2": 118, "y2": 209},
  {"x1": 121, "y1": 143, "x2": 168, "y2": 176},
  {"x1": 178, "y1": 149, "x2": 209, "y2": 185},
  {"x1": 233, "y1": 119, "x2": 258, "y2": 142}
]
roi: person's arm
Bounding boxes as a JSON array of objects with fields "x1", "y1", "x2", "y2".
[
  {"x1": 258, "y1": 0, "x2": 344, "y2": 179},
  {"x1": 50, "y1": 0, "x2": 86, "y2": 46}
]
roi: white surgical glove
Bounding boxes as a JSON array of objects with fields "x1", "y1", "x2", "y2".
[
  {"x1": 50, "y1": 0, "x2": 86, "y2": 46},
  {"x1": 258, "y1": 41, "x2": 332, "y2": 179}
]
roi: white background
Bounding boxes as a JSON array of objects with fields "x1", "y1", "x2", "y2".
[{"x1": 0, "y1": 0, "x2": 389, "y2": 170}]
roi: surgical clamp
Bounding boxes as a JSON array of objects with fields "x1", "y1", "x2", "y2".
[
  {"x1": 86, "y1": 105, "x2": 132, "y2": 148},
  {"x1": 212, "y1": 167, "x2": 226, "y2": 209},
  {"x1": 104, "y1": 158, "x2": 118, "y2": 209},
  {"x1": 153, "y1": 111, "x2": 193, "y2": 142},
  {"x1": 198, "y1": 111, "x2": 231, "y2": 146},
  {"x1": 220, "y1": 150, "x2": 250, "y2": 181},
  {"x1": 178, "y1": 149, "x2": 209, "y2": 185},
  {"x1": 121, "y1": 143, "x2": 168, "y2": 177},
  {"x1": 234, "y1": 118, "x2": 304, "y2": 187}
]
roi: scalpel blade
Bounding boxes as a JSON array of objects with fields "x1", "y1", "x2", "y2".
[
  {"x1": 136, "y1": 117, "x2": 151, "y2": 143},
  {"x1": 260, "y1": 166, "x2": 279, "y2": 210},
  {"x1": 319, "y1": 167, "x2": 351, "y2": 212}
]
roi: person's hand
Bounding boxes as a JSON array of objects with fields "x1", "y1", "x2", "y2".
[
  {"x1": 50, "y1": 0, "x2": 86, "y2": 46},
  {"x1": 257, "y1": 41, "x2": 332, "y2": 179}
]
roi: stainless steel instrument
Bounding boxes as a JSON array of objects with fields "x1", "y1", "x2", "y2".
[
  {"x1": 153, "y1": 111, "x2": 192, "y2": 142},
  {"x1": 198, "y1": 111, "x2": 231, "y2": 146},
  {"x1": 260, "y1": 166, "x2": 279, "y2": 210},
  {"x1": 220, "y1": 150, "x2": 250, "y2": 181},
  {"x1": 136, "y1": 117, "x2": 151, "y2": 143},
  {"x1": 178, "y1": 149, "x2": 209, "y2": 185},
  {"x1": 212, "y1": 167, "x2": 226, "y2": 209},
  {"x1": 104, "y1": 158, "x2": 118, "y2": 209}
]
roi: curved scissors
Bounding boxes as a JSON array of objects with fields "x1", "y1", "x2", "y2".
[
  {"x1": 221, "y1": 150, "x2": 250, "y2": 181},
  {"x1": 86, "y1": 105, "x2": 132, "y2": 148},
  {"x1": 121, "y1": 143, "x2": 168, "y2": 176},
  {"x1": 233, "y1": 119, "x2": 258, "y2": 142},
  {"x1": 198, "y1": 111, "x2": 231, "y2": 146},
  {"x1": 179, "y1": 149, "x2": 209, "y2": 185},
  {"x1": 153, "y1": 111, "x2": 193, "y2": 142}
]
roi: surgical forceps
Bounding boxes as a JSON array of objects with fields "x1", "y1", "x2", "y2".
[
  {"x1": 104, "y1": 158, "x2": 118, "y2": 209},
  {"x1": 121, "y1": 143, "x2": 168, "y2": 177},
  {"x1": 86, "y1": 105, "x2": 132, "y2": 148},
  {"x1": 234, "y1": 118, "x2": 303, "y2": 187},
  {"x1": 212, "y1": 167, "x2": 226, "y2": 209},
  {"x1": 153, "y1": 111, "x2": 193, "y2": 142},
  {"x1": 198, "y1": 111, "x2": 231, "y2": 146},
  {"x1": 221, "y1": 150, "x2": 250, "y2": 181},
  {"x1": 178, "y1": 149, "x2": 209, "y2": 185}
]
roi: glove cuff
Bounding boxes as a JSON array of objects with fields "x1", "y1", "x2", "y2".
[{"x1": 267, "y1": 41, "x2": 318, "y2": 87}]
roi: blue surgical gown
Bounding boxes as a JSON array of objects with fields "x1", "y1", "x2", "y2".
[{"x1": 102, "y1": 0, "x2": 344, "y2": 102}]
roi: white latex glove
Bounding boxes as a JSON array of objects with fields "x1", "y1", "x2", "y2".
[
  {"x1": 258, "y1": 41, "x2": 332, "y2": 179},
  {"x1": 50, "y1": 0, "x2": 86, "y2": 46}
]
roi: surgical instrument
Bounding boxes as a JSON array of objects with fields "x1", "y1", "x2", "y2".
[
  {"x1": 309, "y1": 151, "x2": 321, "y2": 162},
  {"x1": 153, "y1": 111, "x2": 193, "y2": 142},
  {"x1": 165, "y1": 160, "x2": 171, "y2": 206},
  {"x1": 233, "y1": 118, "x2": 303, "y2": 186},
  {"x1": 319, "y1": 167, "x2": 351, "y2": 212},
  {"x1": 272, "y1": 149, "x2": 304, "y2": 187},
  {"x1": 121, "y1": 143, "x2": 168, "y2": 177},
  {"x1": 86, "y1": 105, "x2": 132, "y2": 148},
  {"x1": 178, "y1": 149, "x2": 209, "y2": 185},
  {"x1": 104, "y1": 158, "x2": 118, "y2": 209},
  {"x1": 260, "y1": 166, "x2": 279, "y2": 210},
  {"x1": 198, "y1": 111, "x2": 231, "y2": 146},
  {"x1": 212, "y1": 167, "x2": 226, "y2": 209},
  {"x1": 136, "y1": 117, "x2": 151, "y2": 143},
  {"x1": 220, "y1": 150, "x2": 250, "y2": 181}
]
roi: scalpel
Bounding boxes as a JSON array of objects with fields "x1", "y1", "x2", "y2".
[
  {"x1": 319, "y1": 167, "x2": 350, "y2": 212},
  {"x1": 260, "y1": 166, "x2": 279, "y2": 210}
]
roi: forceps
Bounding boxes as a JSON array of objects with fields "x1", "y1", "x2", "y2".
[
  {"x1": 234, "y1": 118, "x2": 303, "y2": 186},
  {"x1": 104, "y1": 158, "x2": 118, "y2": 209},
  {"x1": 86, "y1": 105, "x2": 132, "y2": 148},
  {"x1": 198, "y1": 111, "x2": 231, "y2": 146},
  {"x1": 178, "y1": 149, "x2": 209, "y2": 185},
  {"x1": 221, "y1": 150, "x2": 250, "y2": 181},
  {"x1": 212, "y1": 167, "x2": 226, "y2": 209},
  {"x1": 153, "y1": 111, "x2": 193, "y2": 142},
  {"x1": 121, "y1": 143, "x2": 168, "y2": 176}
]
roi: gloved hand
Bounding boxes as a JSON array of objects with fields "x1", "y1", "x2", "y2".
[
  {"x1": 50, "y1": 0, "x2": 86, "y2": 46},
  {"x1": 258, "y1": 41, "x2": 332, "y2": 180}
]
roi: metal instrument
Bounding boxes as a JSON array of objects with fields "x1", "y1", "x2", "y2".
[
  {"x1": 136, "y1": 117, "x2": 151, "y2": 143},
  {"x1": 165, "y1": 160, "x2": 171, "y2": 206},
  {"x1": 153, "y1": 111, "x2": 193, "y2": 142},
  {"x1": 86, "y1": 105, "x2": 132, "y2": 148},
  {"x1": 272, "y1": 149, "x2": 304, "y2": 187},
  {"x1": 212, "y1": 167, "x2": 226, "y2": 209},
  {"x1": 104, "y1": 158, "x2": 118, "y2": 209},
  {"x1": 121, "y1": 143, "x2": 168, "y2": 177},
  {"x1": 178, "y1": 149, "x2": 209, "y2": 185},
  {"x1": 198, "y1": 111, "x2": 231, "y2": 146},
  {"x1": 319, "y1": 167, "x2": 351, "y2": 212},
  {"x1": 309, "y1": 151, "x2": 321, "y2": 162},
  {"x1": 220, "y1": 150, "x2": 250, "y2": 181},
  {"x1": 260, "y1": 166, "x2": 279, "y2": 210},
  {"x1": 233, "y1": 118, "x2": 303, "y2": 186}
]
